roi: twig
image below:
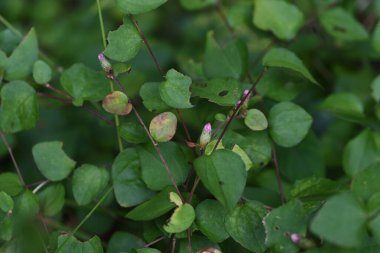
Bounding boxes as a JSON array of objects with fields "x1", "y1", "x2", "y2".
[
  {"x1": 0, "y1": 131, "x2": 26, "y2": 187},
  {"x1": 143, "y1": 236, "x2": 166, "y2": 248},
  {"x1": 187, "y1": 229, "x2": 192, "y2": 253},
  {"x1": 110, "y1": 75, "x2": 184, "y2": 202},
  {"x1": 272, "y1": 146, "x2": 286, "y2": 204},
  {"x1": 212, "y1": 67, "x2": 268, "y2": 152},
  {"x1": 215, "y1": 1, "x2": 235, "y2": 36},
  {"x1": 129, "y1": 15, "x2": 194, "y2": 144},
  {"x1": 32, "y1": 180, "x2": 49, "y2": 194}
]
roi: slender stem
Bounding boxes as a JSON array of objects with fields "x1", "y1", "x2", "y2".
[
  {"x1": 272, "y1": 146, "x2": 286, "y2": 204},
  {"x1": 32, "y1": 180, "x2": 49, "y2": 194},
  {"x1": 0, "y1": 131, "x2": 26, "y2": 187},
  {"x1": 56, "y1": 187, "x2": 113, "y2": 252},
  {"x1": 129, "y1": 15, "x2": 194, "y2": 144},
  {"x1": 0, "y1": 14, "x2": 22, "y2": 37},
  {"x1": 143, "y1": 236, "x2": 166, "y2": 248},
  {"x1": 96, "y1": 0, "x2": 123, "y2": 152},
  {"x1": 45, "y1": 84, "x2": 71, "y2": 99},
  {"x1": 110, "y1": 75, "x2": 184, "y2": 202},
  {"x1": 212, "y1": 67, "x2": 268, "y2": 153},
  {"x1": 215, "y1": 1, "x2": 235, "y2": 36},
  {"x1": 187, "y1": 228, "x2": 192, "y2": 253},
  {"x1": 187, "y1": 177, "x2": 200, "y2": 203},
  {"x1": 130, "y1": 15, "x2": 164, "y2": 77}
]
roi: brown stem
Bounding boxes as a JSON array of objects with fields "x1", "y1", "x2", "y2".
[
  {"x1": 45, "y1": 84, "x2": 71, "y2": 99},
  {"x1": 212, "y1": 67, "x2": 268, "y2": 153},
  {"x1": 143, "y1": 236, "x2": 165, "y2": 248},
  {"x1": 110, "y1": 75, "x2": 184, "y2": 202},
  {"x1": 272, "y1": 145, "x2": 286, "y2": 204},
  {"x1": 187, "y1": 176, "x2": 200, "y2": 203},
  {"x1": 187, "y1": 228, "x2": 192, "y2": 253},
  {"x1": 215, "y1": 0, "x2": 235, "y2": 36},
  {"x1": 0, "y1": 131, "x2": 26, "y2": 187}
]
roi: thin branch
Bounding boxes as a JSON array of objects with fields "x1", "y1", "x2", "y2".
[
  {"x1": 129, "y1": 15, "x2": 194, "y2": 144},
  {"x1": 187, "y1": 228, "x2": 192, "y2": 253},
  {"x1": 110, "y1": 75, "x2": 184, "y2": 202},
  {"x1": 56, "y1": 187, "x2": 113, "y2": 253},
  {"x1": 0, "y1": 131, "x2": 26, "y2": 187},
  {"x1": 130, "y1": 15, "x2": 164, "y2": 78},
  {"x1": 212, "y1": 67, "x2": 268, "y2": 152},
  {"x1": 272, "y1": 146, "x2": 286, "y2": 204},
  {"x1": 143, "y1": 236, "x2": 166, "y2": 248},
  {"x1": 215, "y1": 0, "x2": 235, "y2": 36}
]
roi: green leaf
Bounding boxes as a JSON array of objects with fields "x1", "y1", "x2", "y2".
[
  {"x1": 231, "y1": 144, "x2": 253, "y2": 171},
  {"x1": 178, "y1": 235, "x2": 220, "y2": 253},
  {"x1": 0, "y1": 173, "x2": 22, "y2": 196},
  {"x1": 320, "y1": 8, "x2": 369, "y2": 42},
  {"x1": 32, "y1": 141, "x2": 76, "y2": 181},
  {"x1": 277, "y1": 133, "x2": 325, "y2": 182},
  {"x1": 191, "y1": 78, "x2": 245, "y2": 106},
  {"x1": 0, "y1": 191, "x2": 14, "y2": 213},
  {"x1": 369, "y1": 215, "x2": 380, "y2": 244},
  {"x1": 104, "y1": 23, "x2": 142, "y2": 62},
  {"x1": 373, "y1": 22, "x2": 380, "y2": 52},
  {"x1": 163, "y1": 203, "x2": 195, "y2": 233},
  {"x1": 253, "y1": 0, "x2": 304, "y2": 40},
  {"x1": 60, "y1": 63, "x2": 109, "y2": 106},
  {"x1": 352, "y1": 163, "x2": 380, "y2": 202},
  {"x1": 108, "y1": 232, "x2": 145, "y2": 253},
  {"x1": 159, "y1": 69, "x2": 193, "y2": 109},
  {"x1": 112, "y1": 148, "x2": 154, "y2": 208},
  {"x1": 290, "y1": 177, "x2": 340, "y2": 199},
  {"x1": 225, "y1": 201, "x2": 267, "y2": 253},
  {"x1": 119, "y1": 122, "x2": 149, "y2": 144},
  {"x1": 264, "y1": 200, "x2": 307, "y2": 253},
  {"x1": 0, "y1": 216, "x2": 13, "y2": 241},
  {"x1": 72, "y1": 164, "x2": 109, "y2": 206},
  {"x1": 14, "y1": 190, "x2": 39, "y2": 219},
  {"x1": 371, "y1": 75, "x2": 380, "y2": 102},
  {"x1": 195, "y1": 199, "x2": 229, "y2": 243},
  {"x1": 343, "y1": 129, "x2": 380, "y2": 176},
  {"x1": 102, "y1": 91, "x2": 132, "y2": 116},
  {"x1": 319, "y1": 93, "x2": 364, "y2": 119},
  {"x1": 244, "y1": 109, "x2": 268, "y2": 131},
  {"x1": 38, "y1": 183, "x2": 65, "y2": 216},
  {"x1": 268, "y1": 102, "x2": 313, "y2": 148},
  {"x1": 310, "y1": 192, "x2": 367, "y2": 248},
  {"x1": 194, "y1": 149, "x2": 247, "y2": 211},
  {"x1": 5, "y1": 28, "x2": 38, "y2": 80},
  {"x1": 115, "y1": 0, "x2": 167, "y2": 15},
  {"x1": 149, "y1": 112, "x2": 177, "y2": 142},
  {"x1": 137, "y1": 249, "x2": 162, "y2": 253},
  {"x1": 33, "y1": 60, "x2": 52, "y2": 85},
  {"x1": 126, "y1": 186, "x2": 176, "y2": 221},
  {"x1": 203, "y1": 32, "x2": 247, "y2": 80},
  {"x1": 138, "y1": 142, "x2": 189, "y2": 191},
  {"x1": 0, "y1": 81, "x2": 38, "y2": 133},
  {"x1": 140, "y1": 82, "x2": 170, "y2": 112},
  {"x1": 179, "y1": 0, "x2": 216, "y2": 10},
  {"x1": 263, "y1": 48, "x2": 319, "y2": 85},
  {"x1": 57, "y1": 235, "x2": 103, "y2": 253}
]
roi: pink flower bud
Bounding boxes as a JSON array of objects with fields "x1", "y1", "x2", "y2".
[
  {"x1": 290, "y1": 233, "x2": 301, "y2": 244},
  {"x1": 243, "y1": 89, "x2": 250, "y2": 97},
  {"x1": 200, "y1": 122, "x2": 212, "y2": 147},
  {"x1": 98, "y1": 52, "x2": 112, "y2": 73}
]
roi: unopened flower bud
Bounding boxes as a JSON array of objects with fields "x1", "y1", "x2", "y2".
[
  {"x1": 200, "y1": 123, "x2": 212, "y2": 147},
  {"x1": 290, "y1": 233, "x2": 301, "y2": 244},
  {"x1": 98, "y1": 52, "x2": 113, "y2": 74},
  {"x1": 197, "y1": 248, "x2": 222, "y2": 253}
]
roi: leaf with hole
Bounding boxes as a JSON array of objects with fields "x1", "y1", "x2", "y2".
[{"x1": 163, "y1": 203, "x2": 195, "y2": 233}]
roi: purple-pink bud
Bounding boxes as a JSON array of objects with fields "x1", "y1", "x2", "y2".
[
  {"x1": 290, "y1": 233, "x2": 301, "y2": 244},
  {"x1": 244, "y1": 89, "x2": 250, "y2": 96},
  {"x1": 98, "y1": 52, "x2": 105, "y2": 62},
  {"x1": 204, "y1": 123, "x2": 212, "y2": 134}
]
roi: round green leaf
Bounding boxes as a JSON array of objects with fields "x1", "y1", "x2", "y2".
[
  {"x1": 38, "y1": 183, "x2": 65, "y2": 216},
  {"x1": 159, "y1": 69, "x2": 193, "y2": 109},
  {"x1": 195, "y1": 199, "x2": 229, "y2": 243},
  {"x1": 149, "y1": 112, "x2": 177, "y2": 142},
  {"x1": 33, "y1": 60, "x2": 52, "y2": 85},
  {"x1": 104, "y1": 23, "x2": 142, "y2": 62},
  {"x1": 140, "y1": 82, "x2": 170, "y2": 112},
  {"x1": 225, "y1": 201, "x2": 268, "y2": 253},
  {"x1": 163, "y1": 203, "x2": 195, "y2": 233},
  {"x1": 253, "y1": 0, "x2": 304, "y2": 40},
  {"x1": 115, "y1": 0, "x2": 167, "y2": 15},
  {"x1": 244, "y1": 109, "x2": 268, "y2": 131},
  {"x1": 268, "y1": 102, "x2": 312, "y2": 147},
  {"x1": 194, "y1": 149, "x2": 247, "y2": 211},
  {"x1": 0, "y1": 173, "x2": 23, "y2": 196},
  {"x1": 32, "y1": 141, "x2": 76, "y2": 181},
  {"x1": 310, "y1": 192, "x2": 367, "y2": 248},
  {"x1": 0, "y1": 191, "x2": 14, "y2": 213},
  {"x1": 319, "y1": 93, "x2": 364, "y2": 119},
  {"x1": 102, "y1": 91, "x2": 132, "y2": 116},
  {"x1": 0, "y1": 80, "x2": 39, "y2": 133},
  {"x1": 108, "y1": 232, "x2": 145, "y2": 253},
  {"x1": 112, "y1": 148, "x2": 154, "y2": 208},
  {"x1": 57, "y1": 235, "x2": 103, "y2": 253},
  {"x1": 72, "y1": 164, "x2": 109, "y2": 206}
]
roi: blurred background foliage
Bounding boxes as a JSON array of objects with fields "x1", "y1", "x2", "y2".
[{"x1": 1, "y1": 0, "x2": 380, "y2": 251}]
